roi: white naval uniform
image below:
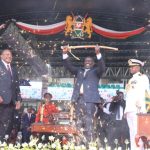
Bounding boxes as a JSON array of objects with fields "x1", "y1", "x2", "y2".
[{"x1": 124, "y1": 72, "x2": 149, "y2": 150}]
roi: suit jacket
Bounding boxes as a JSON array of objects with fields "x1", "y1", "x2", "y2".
[
  {"x1": 21, "y1": 113, "x2": 36, "y2": 129},
  {"x1": 109, "y1": 99, "x2": 126, "y2": 114},
  {"x1": 0, "y1": 60, "x2": 21, "y2": 104},
  {"x1": 63, "y1": 57, "x2": 105, "y2": 103}
]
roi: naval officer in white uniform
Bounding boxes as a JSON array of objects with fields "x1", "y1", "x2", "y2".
[{"x1": 124, "y1": 59, "x2": 149, "y2": 150}]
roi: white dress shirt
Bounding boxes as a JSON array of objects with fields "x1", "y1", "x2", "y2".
[{"x1": 1, "y1": 60, "x2": 12, "y2": 75}]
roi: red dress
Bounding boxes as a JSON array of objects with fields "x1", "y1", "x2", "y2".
[{"x1": 35, "y1": 102, "x2": 59, "y2": 124}]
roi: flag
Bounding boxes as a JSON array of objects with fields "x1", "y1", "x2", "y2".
[{"x1": 145, "y1": 90, "x2": 150, "y2": 112}]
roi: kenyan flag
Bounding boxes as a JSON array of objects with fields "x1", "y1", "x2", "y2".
[{"x1": 145, "y1": 90, "x2": 150, "y2": 112}]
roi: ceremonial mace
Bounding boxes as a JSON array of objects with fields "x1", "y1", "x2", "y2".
[{"x1": 61, "y1": 45, "x2": 118, "y2": 60}]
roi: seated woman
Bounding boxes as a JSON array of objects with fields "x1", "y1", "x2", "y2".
[{"x1": 35, "y1": 93, "x2": 59, "y2": 124}]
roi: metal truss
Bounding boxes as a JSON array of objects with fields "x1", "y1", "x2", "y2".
[
  {"x1": 17, "y1": 65, "x2": 150, "y2": 82},
  {"x1": 104, "y1": 67, "x2": 130, "y2": 79},
  {"x1": 49, "y1": 66, "x2": 150, "y2": 79}
]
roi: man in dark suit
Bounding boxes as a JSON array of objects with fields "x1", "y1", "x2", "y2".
[
  {"x1": 62, "y1": 45, "x2": 105, "y2": 145},
  {"x1": 21, "y1": 107, "x2": 36, "y2": 143},
  {"x1": 0, "y1": 48, "x2": 21, "y2": 141}
]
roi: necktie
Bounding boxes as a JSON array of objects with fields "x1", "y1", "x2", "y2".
[
  {"x1": 7, "y1": 64, "x2": 12, "y2": 76},
  {"x1": 28, "y1": 113, "x2": 31, "y2": 120}
]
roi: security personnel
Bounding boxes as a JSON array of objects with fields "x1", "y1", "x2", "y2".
[{"x1": 124, "y1": 59, "x2": 149, "y2": 150}]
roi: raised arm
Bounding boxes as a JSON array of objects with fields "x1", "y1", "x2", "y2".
[
  {"x1": 95, "y1": 45, "x2": 106, "y2": 77},
  {"x1": 62, "y1": 46, "x2": 79, "y2": 75}
]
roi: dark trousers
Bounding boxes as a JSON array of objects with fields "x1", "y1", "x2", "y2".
[
  {"x1": 22, "y1": 129, "x2": 31, "y2": 143},
  {"x1": 106, "y1": 119, "x2": 130, "y2": 150},
  {"x1": 74, "y1": 96, "x2": 98, "y2": 144},
  {"x1": 0, "y1": 105, "x2": 14, "y2": 141}
]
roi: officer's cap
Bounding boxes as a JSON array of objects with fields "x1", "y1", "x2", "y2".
[{"x1": 128, "y1": 59, "x2": 144, "y2": 67}]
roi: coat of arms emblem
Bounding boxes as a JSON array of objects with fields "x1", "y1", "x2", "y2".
[{"x1": 65, "y1": 15, "x2": 93, "y2": 39}]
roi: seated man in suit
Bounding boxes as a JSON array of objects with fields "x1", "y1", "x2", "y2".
[{"x1": 35, "y1": 93, "x2": 59, "y2": 124}]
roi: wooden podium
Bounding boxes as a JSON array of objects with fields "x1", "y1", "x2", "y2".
[
  {"x1": 137, "y1": 114, "x2": 150, "y2": 137},
  {"x1": 31, "y1": 112, "x2": 78, "y2": 135},
  {"x1": 135, "y1": 114, "x2": 150, "y2": 148},
  {"x1": 31, "y1": 123, "x2": 79, "y2": 135}
]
